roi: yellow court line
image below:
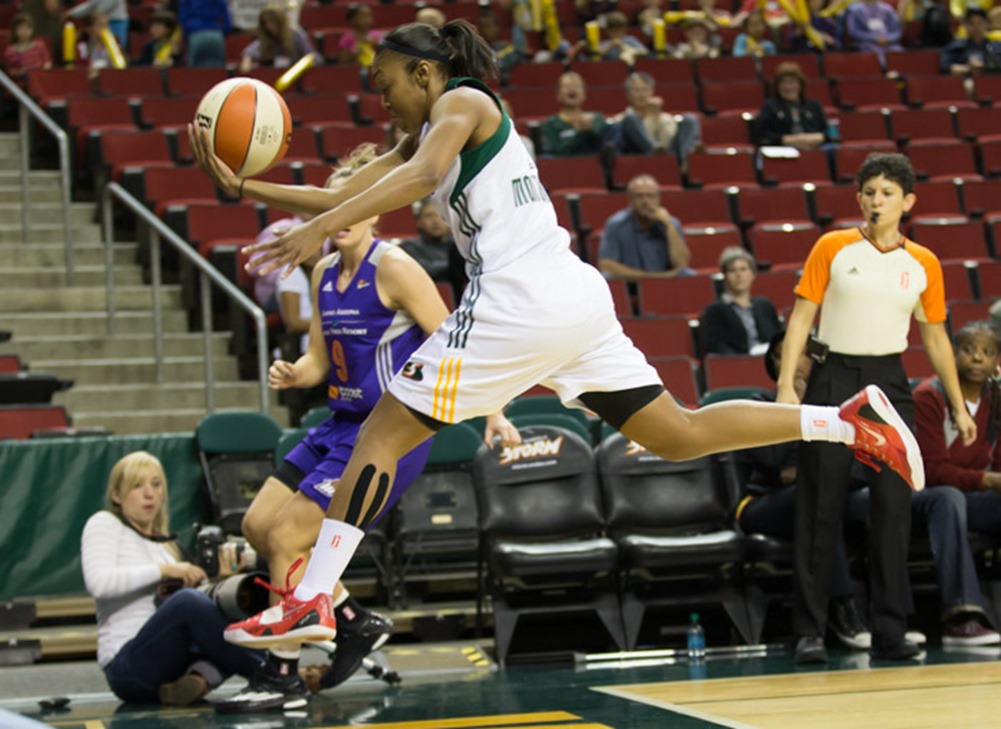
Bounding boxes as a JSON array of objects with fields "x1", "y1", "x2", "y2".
[
  {"x1": 84, "y1": 722, "x2": 105, "y2": 729},
  {"x1": 322, "y1": 711, "x2": 581, "y2": 729}
]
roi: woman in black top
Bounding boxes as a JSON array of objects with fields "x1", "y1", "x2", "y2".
[{"x1": 753, "y1": 61, "x2": 828, "y2": 149}]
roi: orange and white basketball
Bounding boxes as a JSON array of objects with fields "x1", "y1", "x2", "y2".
[{"x1": 194, "y1": 78, "x2": 292, "y2": 178}]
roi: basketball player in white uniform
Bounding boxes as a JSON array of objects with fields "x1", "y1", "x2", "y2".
[{"x1": 189, "y1": 20, "x2": 943, "y2": 657}]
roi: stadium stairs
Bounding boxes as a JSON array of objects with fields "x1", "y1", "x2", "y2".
[{"x1": 0, "y1": 132, "x2": 287, "y2": 435}]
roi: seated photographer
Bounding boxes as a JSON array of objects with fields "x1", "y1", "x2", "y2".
[{"x1": 80, "y1": 451, "x2": 264, "y2": 706}]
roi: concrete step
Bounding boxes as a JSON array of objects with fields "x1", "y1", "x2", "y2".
[
  {"x1": 33, "y1": 356, "x2": 241, "y2": 385},
  {"x1": 2, "y1": 310, "x2": 190, "y2": 338},
  {"x1": 0, "y1": 186, "x2": 63, "y2": 203},
  {"x1": 0, "y1": 203, "x2": 94, "y2": 225},
  {"x1": 0, "y1": 285, "x2": 182, "y2": 312},
  {"x1": 0, "y1": 136, "x2": 22, "y2": 157},
  {"x1": 0, "y1": 223, "x2": 102, "y2": 244},
  {"x1": 72, "y1": 406, "x2": 290, "y2": 436},
  {"x1": 0, "y1": 265, "x2": 143, "y2": 288},
  {"x1": 0, "y1": 333, "x2": 231, "y2": 362},
  {"x1": 0, "y1": 243, "x2": 137, "y2": 268},
  {"x1": 56, "y1": 381, "x2": 266, "y2": 412},
  {"x1": 0, "y1": 169, "x2": 61, "y2": 184}
]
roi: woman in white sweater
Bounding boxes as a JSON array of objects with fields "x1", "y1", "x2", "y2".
[{"x1": 81, "y1": 451, "x2": 263, "y2": 705}]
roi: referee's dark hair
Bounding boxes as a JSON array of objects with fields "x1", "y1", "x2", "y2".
[{"x1": 855, "y1": 153, "x2": 916, "y2": 195}]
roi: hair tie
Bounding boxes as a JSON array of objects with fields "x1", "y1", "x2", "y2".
[{"x1": 379, "y1": 39, "x2": 450, "y2": 64}]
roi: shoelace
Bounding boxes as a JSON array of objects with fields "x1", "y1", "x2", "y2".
[{"x1": 253, "y1": 556, "x2": 305, "y2": 599}]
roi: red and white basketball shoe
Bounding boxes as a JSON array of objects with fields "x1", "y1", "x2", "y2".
[
  {"x1": 839, "y1": 384, "x2": 925, "y2": 492},
  {"x1": 224, "y1": 558, "x2": 337, "y2": 649}
]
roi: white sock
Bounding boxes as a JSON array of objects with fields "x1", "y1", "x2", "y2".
[
  {"x1": 293, "y1": 519, "x2": 364, "y2": 601},
  {"x1": 800, "y1": 405, "x2": 855, "y2": 444}
]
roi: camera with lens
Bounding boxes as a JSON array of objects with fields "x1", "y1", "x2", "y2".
[{"x1": 196, "y1": 524, "x2": 256, "y2": 578}]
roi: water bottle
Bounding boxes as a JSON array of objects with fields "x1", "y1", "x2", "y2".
[
  {"x1": 826, "y1": 118, "x2": 841, "y2": 145},
  {"x1": 686, "y1": 612, "x2": 707, "y2": 661}
]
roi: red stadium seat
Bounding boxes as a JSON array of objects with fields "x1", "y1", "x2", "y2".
[
  {"x1": 890, "y1": 108, "x2": 957, "y2": 146},
  {"x1": 905, "y1": 75, "x2": 975, "y2": 109},
  {"x1": 683, "y1": 225, "x2": 743, "y2": 271},
  {"x1": 508, "y1": 62, "x2": 565, "y2": 89},
  {"x1": 686, "y1": 151, "x2": 757, "y2": 190},
  {"x1": 823, "y1": 52, "x2": 884, "y2": 79},
  {"x1": 648, "y1": 356, "x2": 701, "y2": 406},
  {"x1": 299, "y1": 65, "x2": 365, "y2": 95},
  {"x1": 908, "y1": 218, "x2": 990, "y2": 262},
  {"x1": 288, "y1": 94, "x2": 349, "y2": 125},
  {"x1": 701, "y1": 82, "x2": 765, "y2": 116},
  {"x1": 835, "y1": 78, "x2": 904, "y2": 111},
  {"x1": 98, "y1": 130, "x2": 173, "y2": 183},
  {"x1": 971, "y1": 75, "x2": 1001, "y2": 106},
  {"x1": 762, "y1": 54, "x2": 822, "y2": 79},
  {"x1": 612, "y1": 155, "x2": 682, "y2": 190},
  {"x1": 700, "y1": 114, "x2": 754, "y2": 152},
  {"x1": 165, "y1": 67, "x2": 228, "y2": 97},
  {"x1": 317, "y1": 123, "x2": 386, "y2": 161},
  {"x1": 607, "y1": 279, "x2": 632, "y2": 317},
  {"x1": 900, "y1": 347, "x2": 935, "y2": 379},
  {"x1": 948, "y1": 300, "x2": 992, "y2": 333},
  {"x1": 632, "y1": 58, "x2": 697, "y2": 84},
  {"x1": 976, "y1": 260, "x2": 1001, "y2": 298},
  {"x1": 813, "y1": 184, "x2": 866, "y2": 229},
  {"x1": 832, "y1": 142, "x2": 897, "y2": 183},
  {"x1": 435, "y1": 282, "x2": 455, "y2": 311},
  {"x1": 375, "y1": 207, "x2": 417, "y2": 239},
  {"x1": 349, "y1": 93, "x2": 391, "y2": 125},
  {"x1": 703, "y1": 354, "x2": 775, "y2": 391},
  {"x1": 138, "y1": 96, "x2": 199, "y2": 129},
  {"x1": 979, "y1": 139, "x2": 1001, "y2": 177},
  {"x1": 621, "y1": 316, "x2": 698, "y2": 358},
  {"x1": 500, "y1": 88, "x2": 559, "y2": 119},
  {"x1": 837, "y1": 110, "x2": 892, "y2": 146},
  {"x1": 760, "y1": 150, "x2": 831, "y2": 187},
  {"x1": 750, "y1": 223, "x2": 821, "y2": 270},
  {"x1": 941, "y1": 260, "x2": 976, "y2": 300},
  {"x1": 182, "y1": 203, "x2": 263, "y2": 250},
  {"x1": 955, "y1": 107, "x2": 1001, "y2": 145},
  {"x1": 536, "y1": 157, "x2": 606, "y2": 193},
  {"x1": 138, "y1": 167, "x2": 220, "y2": 216},
  {"x1": 564, "y1": 192, "x2": 629, "y2": 234},
  {"x1": 735, "y1": 186, "x2": 812, "y2": 227},
  {"x1": 282, "y1": 131, "x2": 320, "y2": 162},
  {"x1": 26, "y1": 68, "x2": 91, "y2": 103},
  {"x1": 661, "y1": 189, "x2": 734, "y2": 226},
  {"x1": 637, "y1": 275, "x2": 717, "y2": 317},
  {"x1": 574, "y1": 60, "x2": 631, "y2": 87},
  {"x1": 908, "y1": 143, "x2": 981, "y2": 182},
  {"x1": 0, "y1": 405, "x2": 70, "y2": 440},
  {"x1": 0, "y1": 355, "x2": 23, "y2": 373},
  {"x1": 962, "y1": 179, "x2": 1001, "y2": 218},
  {"x1": 753, "y1": 269, "x2": 801, "y2": 310},
  {"x1": 98, "y1": 67, "x2": 165, "y2": 98},
  {"x1": 911, "y1": 180, "x2": 964, "y2": 217},
  {"x1": 884, "y1": 50, "x2": 942, "y2": 78},
  {"x1": 697, "y1": 56, "x2": 760, "y2": 84}
]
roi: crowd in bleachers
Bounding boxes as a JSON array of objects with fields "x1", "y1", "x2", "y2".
[{"x1": 0, "y1": 0, "x2": 997, "y2": 425}]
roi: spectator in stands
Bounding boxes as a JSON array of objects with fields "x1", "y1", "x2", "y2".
[
  {"x1": 65, "y1": 0, "x2": 128, "y2": 53},
  {"x1": 138, "y1": 9, "x2": 182, "y2": 68},
  {"x1": 400, "y1": 198, "x2": 468, "y2": 304},
  {"x1": 251, "y1": 214, "x2": 305, "y2": 314},
  {"x1": 499, "y1": 97, "x2": 536, "y2": 159},
  {"x1": 733, "y1": 11, "x2": 777, "y2": 57},
  {"x1": 752, "y1": 61, "x2": 829, "y2": 149},
  {"x1": 611, "y1": 71, "x2": 702, "y2": 162},
  {"x1": 673, "y1": 16, "x2": 722, "y2": 60},
  {"x1": 415, "y1": 7, "x2": 447, "y2": 30},
  {"x1": 339, "y1": 4, "x2": 383, "y2": 69},
  {"x1": 81, "y1": 451, "x2": 264, "y2": 705},
  {"x1": 77, "y1": 12, "x2": 115, "y2": 79},
  {"x1": 778, "y1": 153, "x2": 975, "y2": 664},
  {"x1": 540, "y1": 72, "x2": 610, "y2": 156},
  {"x1": 990, "y1": 6, "x2": 1001, "y2": 36},
  {"x1": 845, "y1": 0, "x2": 902, "y2": 60},
  {"x1": 696, "y1": 0, "x2": 735, "y2": 29},
  {"x1": 179, "y1": 0, "x2": 231, "y2": 68},
  {"x1": 479, "y1": 11, "x2": 523, "y2": 77},
  {"x1": 598, "y1": 174, "x2": 693, "y2": 281},
  {"x1": 940, "y1": 9, "x2": 1001, "y2": 75},
  {"x1": 598, "y1": 11, "x2": 649, "y2": 64},
  {"x1": 898, "y1": 0, "x2": 954, "y2": 48},
  {"x1": 4, "y1": 13, "x2": 53, "y2": 84},
  {"x1": 737, "y1": 0, "x2": 790, "y2": 26},
  {"x1": 636, "y1": 0, "x2": 666, "y2": 37},
  {"x1": 699, "y1": 247, "x2": 781, "y2": 356},
  {"x1": 869, "y1": 319, "x2": 1001, "y2": 647},
  {"x1": 734, "y1": 331, "x2": 872, "y2": 653},
  {"x1": 238, "y1": 3, "x2": 318, "y2": 74},
  {"x1": 21, "y1": 0, "x2": 62, "y2": 65},
  {"x1": 788, "y1": 0, "x2": 842, "y2": 53},
  {"x1": 277, "y1": 250, "x2": 323, "y2": 357}
]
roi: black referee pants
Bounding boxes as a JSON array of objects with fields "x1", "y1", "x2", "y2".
[{"x1": 793, "y1": 352, "x2": 914, "y2": 645}]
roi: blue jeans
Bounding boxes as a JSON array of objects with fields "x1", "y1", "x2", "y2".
[
  {"x1": 965, "y1": 489, "x2": 1001, "y2": 536},
  {"x1": 847, "y1": 486, "x2": 985, "y2": 619},
  {"x1": 104, "y1": 588, "x2": 263, "y2": 703}
]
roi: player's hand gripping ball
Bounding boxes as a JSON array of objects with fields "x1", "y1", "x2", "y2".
[{"x1": 194, "y1": 78, "x2": 292, "y2": 177}]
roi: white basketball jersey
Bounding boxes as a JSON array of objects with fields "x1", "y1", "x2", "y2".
[{"x1": 425, "y1": 78, "x2": 572, "y2": 275}]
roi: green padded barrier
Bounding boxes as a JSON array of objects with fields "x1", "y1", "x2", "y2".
[
  {"x1": 0, "y1": 434, "x2": 209, "y2": 600},
  {"x1": 300, "y1": 406, "x2": 329, "y2": 430},
  {"x1": 274, "y1": 427, "x2": 311, "y2": 466},
  {"x1": 194, "y1": 411, "x2": 284, "y2": 454}
]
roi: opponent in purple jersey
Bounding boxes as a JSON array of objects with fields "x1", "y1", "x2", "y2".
[{"x1": 219, "y1": 146, "x2": 519, "y2": 714}]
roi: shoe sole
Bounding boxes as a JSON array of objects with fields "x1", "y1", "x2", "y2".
[
  {"x1": 214, "y1": 694, "x2": 309, "y2": 714},
  {"x1": 833, "y1": 631, "x2": 871, "y2": 650},
  {"x1": 225, "y1": 624, "x2": 337, "y2": 649},
  {"x1": 865, "y1": 385, "x2": 925, "y2": 492},
  {"x1": 943, "y1": 634, "x2": 1001, "y2": 646}
]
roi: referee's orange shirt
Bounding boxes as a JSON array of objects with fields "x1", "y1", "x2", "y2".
[{"x1": 795, "y1": 228, "x2": 946, "y2": 356}]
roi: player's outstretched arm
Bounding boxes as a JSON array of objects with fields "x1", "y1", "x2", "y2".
[
  {"x1": 187, "y1": 124, "x2": 415, "y2": 216},
  {"x1": 244, "y1": 90, "x2": 486, "y2": 277}
]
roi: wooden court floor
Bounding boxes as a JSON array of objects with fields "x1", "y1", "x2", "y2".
[
  {"x1": 6, "y1": 646, "x2": 1001, "y2": 728},
  {"x1": 597, "y1": 661, "x2": 1001, "y2": 728}
]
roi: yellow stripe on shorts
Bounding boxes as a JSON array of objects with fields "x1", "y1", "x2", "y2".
[{"x1": 433, "y1": 356, "x2": 462, "y2": 423}]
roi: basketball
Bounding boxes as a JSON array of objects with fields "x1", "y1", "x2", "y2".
[{"x1": 194, "y1": 78, "x2": 292, "y2": 178}]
